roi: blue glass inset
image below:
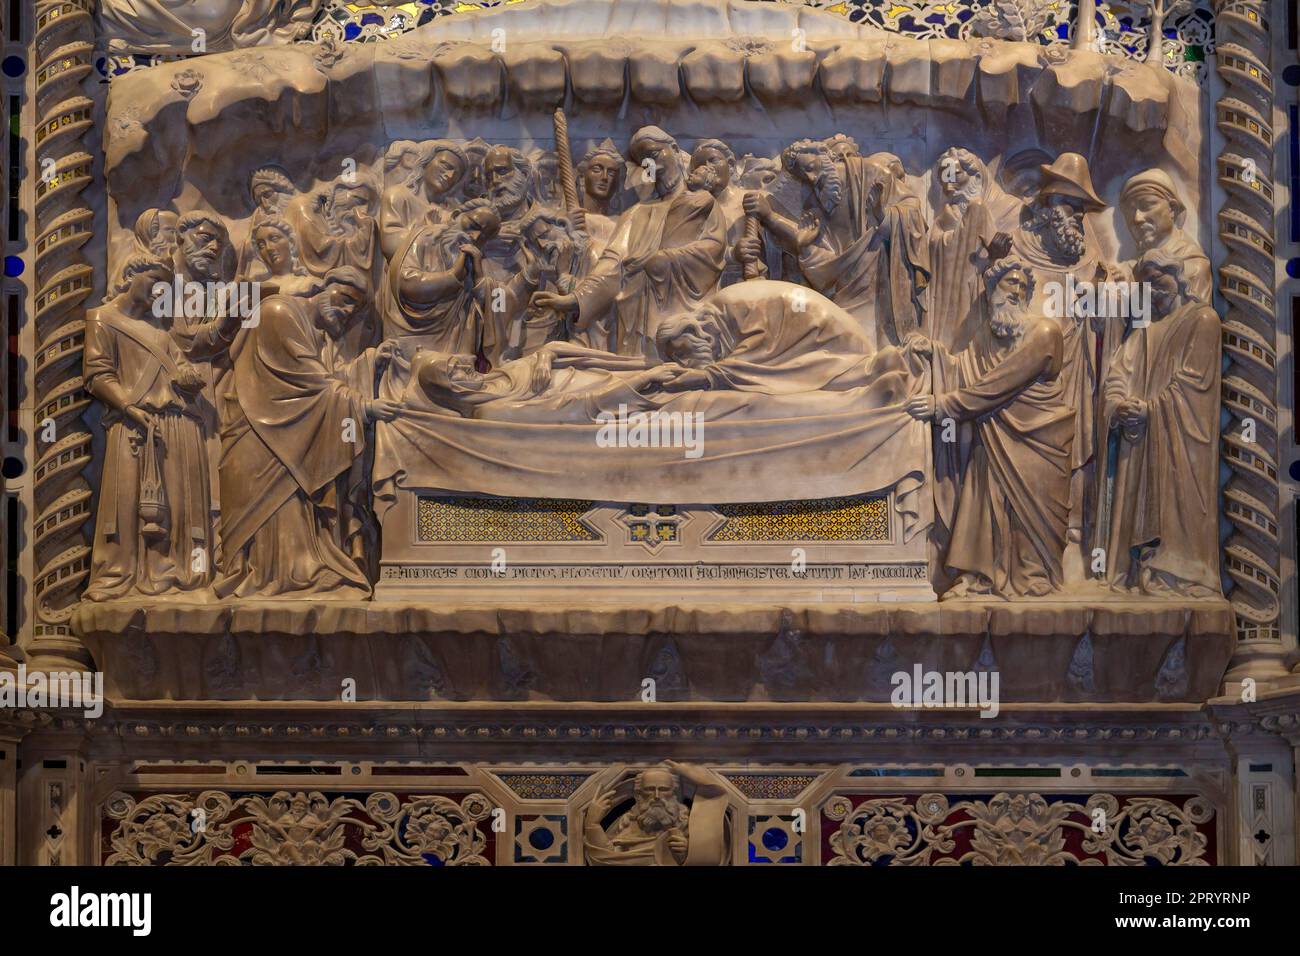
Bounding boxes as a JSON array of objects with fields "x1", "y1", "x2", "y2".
[{"x1": 762, "y1": 827, "x2": 788, "y2": 852}]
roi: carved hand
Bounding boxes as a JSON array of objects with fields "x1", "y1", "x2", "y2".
[
  {"x1": 530, "y1": 353, "x2": 553, "y2": 394},
  {"x1": 736, "y1": 236, "x2": 764, "y2": 264},
  {"x1": 742, "y1": 191, "x2": 773, "y2": 222},
  {"x1": 905, "y1": 396, "x2": 937, "y2": 421},
  {"x1": 666, "y1": 828, "x2": 688, "y2": 862},
  {"x1": 365, "y1": 399, "x2": 401, "y2": 423},
  {"x1": 530, "y1": 290, "x2": 578, "y2": 315},
  {"x1": 660, "y1": 368, "x2": 711, "y2": 392},
  {"x1": 374, "y1": 339, "x2": 400, "y2": 374},
  {"x1": 904, "y1": 333, "x2": 933, "y2": 359},
  {"x1": 124, "y1": 405, "x2": 155, "y2": 432},
  {"x1": 587, "y1": 789, "x2": 617, "y2": 826}
]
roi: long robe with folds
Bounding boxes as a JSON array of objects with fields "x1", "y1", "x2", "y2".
[
  {"x1": 384, "y1": 221, "x2": 480, "y2": 352},
  {"x1": 84, "y1": 307, "x2": 213, "y2": 600},
  {"x1": 797, "y1": 156, "x2": 930, "y2": 350},
  {"x1": 1010, "y1": 224, "x2": 1111, "y2": 480},
  {"x1": 573, "y1": 185, "x2": 725, "y2": 360},
  {"x1": 933, "y1": 317, "x2": 1074, "y2": 597},
  {"x1": 1098, "y1": 300, "x2": 1221, "y2": 594},
  {"x1": 928, "y1": 199, "x2": 995, "y2": 352},
  {"x1": 690, "y1": 280, "x2": 875, "y2": 393},
  {"x1": 215, "y1": 294, "x2": 374, "y2": 599}
]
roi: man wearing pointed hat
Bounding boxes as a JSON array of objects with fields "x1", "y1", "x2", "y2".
[
  {"x1": 1118, "y1": 168, "x2": 1211, "y2": 304},
  {"x1": 531, "y1": 126, "x2": 726, "y2": 360},
  {"x1": 1009, "y1": 151, "x2": 1120, "y2": 581}
]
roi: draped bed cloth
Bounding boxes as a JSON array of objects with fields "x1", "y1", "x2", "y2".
[
  {"x1": 374, "y1": 393, "x2": 930, "y2": 538},
  {"x1": 372, "y1": 346, "x2": 933, "y2": 542}
]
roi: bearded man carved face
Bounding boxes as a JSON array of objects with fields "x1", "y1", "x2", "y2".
[
  {"x1": 784, "y1": 142, "x2": 843, "y2": 216},
  {"x1": 483, "y1": 146, "x2": 533, "y2": 219},
  {"x1": 629, "y1": 769, "x2": 690, "y2": 834},
  {"x1": 1032, "y1": 194, "x2": 1088, "y2": 261},
  {"x1": 986, "y1": 262, "x2": 1034, "y2": 340}
]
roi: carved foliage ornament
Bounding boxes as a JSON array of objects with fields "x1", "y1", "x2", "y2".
[
  {"x1": 823, "y1": 792, "x2": 1214, "y2": 865},
  {"x1": 103, "y1": 790, "x2": 494, "y2": 865}
]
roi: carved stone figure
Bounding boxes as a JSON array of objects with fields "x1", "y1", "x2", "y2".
[
  {"x1": 98, "y1": 0, "x2": 323, "y2": 54},
  {"x1": 533, "y1": 126, "x2": 726, "y2": 359},
  {"x1": 249, "y1": 217, "x2": 320, "y2": 299},
  {"x1": 385, "y1": 204, "x2": 501, "y2": 356},
  {"x1": 748, "y1": 140, "x2": 929, "y2": 348},
  {"x1": 1007, "y1": 153, "x2": 1115, "y2": 576},
  {"x1": 653, "y1": 280, "x2": 908, "y2": 403},
  {"x1": 583, "y1": 762, "x2": 729, "y2": 866},
  {"x1": 240, "y1": 165, "x2": 297, "y2": 281},
  {"x1": 413, "y1": 344, "x2": 677, "y2": 423},
  {"x1": 928, "y1": 147, "x2": 997, "y2": 351},
  {"x1": 575, "y1": 139, "x2": 625, "y2": 226},
  {"x1": 171, "y1": 211, "x2": 241, "y2": 535},
  {"x1": 380, "y1": 141, "x2": 469, "y2": 261},
  {"x1": 1098, "y1": 250, "x2": 1221, "y2": 597},
  {"x1": 132, "y1": 208, "x2": 179, "y2": 259},
  {"x1": 1118, "y1": 168, "x2": 1212, "y2": 303},
  {"x1": 687, "y1": 139, "x2": 748, "y2": 286},
  {"x1": 482, "y1": 145, "x2": 537, "y2": 228},
  {"x1": 507, "y1": 206, "x2": 587, "y2": 357},
  {"x1": 215, "y1": 268, "x2": 398, "y2": 598},
  {"x1": 84, "y1": 256, "x2": 213, "y2": 600},
  {"x1": 909, "y1": 254, "x2": 1074, "y2": 599}
]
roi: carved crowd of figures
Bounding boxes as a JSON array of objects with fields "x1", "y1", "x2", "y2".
[{"x1": 84, "y1": 123, "x2": 1221, "y2": 603}]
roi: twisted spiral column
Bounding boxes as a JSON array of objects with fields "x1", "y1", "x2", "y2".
[
  {"x1": 1214, "y1": 0, "x2": 1289, "y2": 684},
  {"x1": 27, "y1": 0, "x2": 96, "y2": 666}
]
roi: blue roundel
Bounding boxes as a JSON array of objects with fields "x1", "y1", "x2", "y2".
[
  {"x1": 1286, "y1": 258, "x2": 1300, "y2": 280},
  {"x1": 2, "y1": 56, "x2": 25, "y2": 78},
  {"x1": 3, "y1": 256, "x2": 23, "y2": 278},
  {"x1": 1288, "y1": 460, "x2": 1300, "y2": 483},
  {"x1": 529, "y1": 827, "x2": 555, "y2": 851},
  {"x1": 762, "y1": 827, "x2": 788, "y2": 852}
]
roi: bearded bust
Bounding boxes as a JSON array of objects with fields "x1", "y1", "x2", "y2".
[{"x1": 583, "y1": 762, "x2": 730, "y2": 866}]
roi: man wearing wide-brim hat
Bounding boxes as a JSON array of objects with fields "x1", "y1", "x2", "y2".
[{"x1": 1008, "y1": 151, "x2": 1121, "y2": 584}]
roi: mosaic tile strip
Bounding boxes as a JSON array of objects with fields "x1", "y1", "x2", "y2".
[
  {"x1": 416, "y1": 496, "x2": 600, "y2": 543},
  {"x1": 708, "y1": 495, "x2": 890, "y2": 543}
]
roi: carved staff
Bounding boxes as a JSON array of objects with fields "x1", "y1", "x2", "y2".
[
  {"x1": 553, "y1": 108, "x2": 579, "y2": 211},
  {"x1": 742, "y1": 215, "x2": 766, "y2": 281}
]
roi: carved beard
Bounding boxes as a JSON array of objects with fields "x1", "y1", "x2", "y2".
[
  {"x1": 1035, "y1": 204, "x2": 1086, "y2": 260},
  {"x1": 988, "y1": 298, "x2": 1027, "y2": 341},
  {"x1": 945, "y1": 174, "x2": 983, "y2": 213},
  {"x1": 632, "y1": 797, "x2": 688, "y2": 834},
  {"x1": 687, "y1": 165, "x2": 720, "y2": 195},
  {"x1": 184, "y1": 247, "x2": 221, "y2": 280},
  {"x1": 489, "y1": 169, "x2": 530, "y2": 217},
  {"x1": 810, "y1": 157, "x2": 844, "y2": 215}
]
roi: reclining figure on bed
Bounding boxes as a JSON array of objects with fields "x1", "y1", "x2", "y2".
[{"x1": 408, "y1": 279, "x2": 914, "y2": 422}]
